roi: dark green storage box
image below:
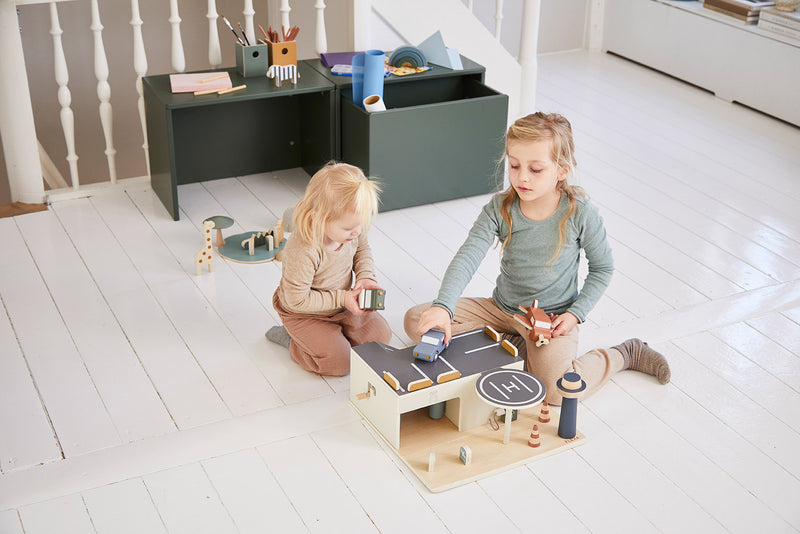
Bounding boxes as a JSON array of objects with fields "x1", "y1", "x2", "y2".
[{"x1": 340, "y1": 74, "x2": 508, "y2": 212}]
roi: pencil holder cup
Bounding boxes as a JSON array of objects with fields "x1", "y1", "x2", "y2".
[
  {"x1": 268, "y1": 40, "x2": 297, "y2": 67},
  {"x1": 235, "y1": 42, "x2": 270, "y2": 77}
]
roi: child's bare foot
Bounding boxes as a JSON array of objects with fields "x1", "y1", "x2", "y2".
[
  {"x1": 613, "y1": 338, "x2": 671, "y2": 384},
  {"x1": 266, "y1": 325, "x2": 291, "y2": 348}
]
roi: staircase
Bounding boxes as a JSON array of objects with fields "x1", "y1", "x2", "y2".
[{"x1": 372, "y1": 0, "x2": 525, "y2": 122}]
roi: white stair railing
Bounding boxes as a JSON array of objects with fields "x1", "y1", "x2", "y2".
[
  {"x1": 279, "y1": 0, "x2": 290, "y2": 29},
  {"x1": 90, "y1": 0, "x2": 116, "y2": 183},
  {"x1": 1, "y1": 0, "x2": 45, "y2": 203},
  {"x1": 493, "y1": 0, "x2": 504, "y2": 39},
  {"x1": 315, "y1": 0, "x2": 327, "y2": 54},
  {"x1": 518, "y1": 0, "x2": 541, "y2": 116},
  {"x1": 169, "y1": 0, "x2": 185, "y2": 73},
  {"x1": 49, "y1": 1, "x2": 78, "y2": 188},
  {"x1": 0, "y1": 0, "x2": 532, "y2": 205},
  {"x1": 242, "y1": 0, "x2": 255, "y2": 47},
  {"x1": 131, "y1": 0, "x2": 150, "y2": 176},
  {"x1": 206, "y1": 0, "x2": 222, "y2": 67}
]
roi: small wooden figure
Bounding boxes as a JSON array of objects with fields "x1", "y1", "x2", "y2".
[
  {"x1": 240, "y1": 219, "x2": 286, "y2": 255},
  {"x1": 195, "y1": 220, "x2": 215, "y2": 275},
  {"x1": 528, "y1": 424, "x2": 541, "y2": 448},
  {"x1": 513, "y1": 299, "x2": 553, "y2": 347},
  {"x1": 428, "y1": 452, "x2": 436, "y2": 472},
  {"x1": 538, "y1": 400, "x2": 550, "y2": 423},
  {"x1": 459, "y1": 445, "x2": 472, "y2": 466},
  {"x1": 557, "y1": 372, "x2": 587, "y2": 440},
  {"x1": 267, "y1": 64, "x2": 298, "y2": 87}
]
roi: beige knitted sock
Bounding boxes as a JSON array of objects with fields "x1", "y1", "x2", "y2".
[{"x1": 613, "y1": 338, "x2": 671, "y2": 384}]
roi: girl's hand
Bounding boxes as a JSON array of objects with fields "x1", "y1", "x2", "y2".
[
  {"x1": 417, "y1": 306, "x2": 452, "y2": 344},
  {"x1": 353, "y1": 278, "x2": 380, "y2": 291},
  {"x1": 344, "y1": 288, "x2": 365, "y2": 316},
  {"x1": 551, "y1": 312, "x2": 578, "y2": 337},
  {"x1": 346, "y1": 279, "x2": 380, "y2": 316}
]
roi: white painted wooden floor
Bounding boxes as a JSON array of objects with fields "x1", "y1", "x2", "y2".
[{"x1": 1, "y1": 50, "x2": 799, "y2": 533}]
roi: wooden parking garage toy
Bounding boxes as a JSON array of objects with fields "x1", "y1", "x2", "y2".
[{"x1": 349, "y1": 327, "x2": 586, "y2": 492}]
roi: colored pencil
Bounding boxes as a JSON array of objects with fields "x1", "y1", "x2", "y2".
[
  {"x1": 217, "y1": 84, "x2": 246, "y2": 95},
  {"x1": 198, "y1": 74, "x2": 227, "y2": 83}
]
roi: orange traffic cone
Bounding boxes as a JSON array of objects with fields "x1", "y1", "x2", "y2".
[
  {"x1": 528, "y1": 424, "x2": 541, "y2": 448},
  {"x1": 539, "y1": 401, "x2": 550, "y2": 423}
]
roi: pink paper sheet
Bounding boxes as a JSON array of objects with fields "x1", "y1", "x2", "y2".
[{"x1": 169, "y1": 72, "x2": 233, "y2": 93}]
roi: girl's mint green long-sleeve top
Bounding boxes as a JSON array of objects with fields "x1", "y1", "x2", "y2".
[{"x1": 432, "y1": 193, "x2": 614, "y2": 323}]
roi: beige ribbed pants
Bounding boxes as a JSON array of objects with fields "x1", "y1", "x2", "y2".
[
  {"x1": 273, "y1": 291, "x2": 392, "y2": 377},
  {"x1": 404, "y1": 297, "x2": 624, "y2": 405}
]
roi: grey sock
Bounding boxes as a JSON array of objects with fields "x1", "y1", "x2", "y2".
[
  {"x1": 266, "y1": 325, "x2": 292, "y2": 348},
  {"x1": 612, "y1": 338, "x2": 671, "y2": 384}
]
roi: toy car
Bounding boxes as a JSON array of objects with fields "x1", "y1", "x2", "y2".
[{"x1": 413, "y1": 329, "x2": 447, "y2": 362}]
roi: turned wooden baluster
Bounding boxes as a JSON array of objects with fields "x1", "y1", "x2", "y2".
[
  {"x1": 49, "y1": 1, "x2": 79, "y2": 188},
  {"x1": 130, "y1": 0, "x2": 150, "y2": 175},
  {"x1": 90, "y1": 0, "x2": 117, "y2": 183}
]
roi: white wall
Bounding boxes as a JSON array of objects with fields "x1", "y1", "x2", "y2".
[{"x1": 469, "y1": 0, "x2": 588, "y2": 56}]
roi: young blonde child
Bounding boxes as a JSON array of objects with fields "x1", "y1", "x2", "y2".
[
  {"x1": 405, "y1": 112, "x2": 670, "y2": 405},
  {"x1": 267, "y1": 162, "x2": 391, "y2": 376}
]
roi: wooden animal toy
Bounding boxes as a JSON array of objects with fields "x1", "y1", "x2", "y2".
[
  {"x1": 195, "y1": 220, "x2": 215, "y2": 275},
  {"x1": 267, "y1": 64, "x2": 298, "y2": 87},
  {"x1": 241, "y1": 219, "x2": 285, "y2": 255},
  {"x1": 513, "y1": 299, "x2": 553, "y2": 347}
]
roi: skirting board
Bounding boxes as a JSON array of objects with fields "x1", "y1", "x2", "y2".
[{"x1": 361, "y1": 406, "x2": 586, "y2": 493}]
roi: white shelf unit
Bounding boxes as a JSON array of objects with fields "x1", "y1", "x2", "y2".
[{"x1": 602, "y1": 0, "x2": 800, "y2": 127}]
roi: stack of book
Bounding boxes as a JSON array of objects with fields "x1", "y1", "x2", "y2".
[
  {"x1": 702, "y1": 0, "x2": 775, "y2": 23},
  {"x1": 758, "y1": 7, "x2": 800, "y2": 39}
]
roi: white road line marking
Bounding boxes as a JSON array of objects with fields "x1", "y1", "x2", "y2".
[
  {"x1": 452, "y1": 330, "x2": 481, "y2": 340},
  {"x1": 465, "y1": 342, "x2": 500, "y2": 354},
  {"x1": 411, "y1": 363, "x2": 430, "y2": 379},
  {"x1": 439, "y1": 356, "x2": 457, "y2": 371}
]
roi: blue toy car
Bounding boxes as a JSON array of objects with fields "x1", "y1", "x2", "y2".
[{"x1": 413, "y1": 329, "x2": 447, "y2": 362}]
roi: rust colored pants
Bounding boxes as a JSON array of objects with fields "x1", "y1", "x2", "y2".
[
  {"x1": 273, "y1": 291, "x2": 392, "y2": 376},
  {"x1": 404, "y1": 297, "x2": 624, "y2": 406}
]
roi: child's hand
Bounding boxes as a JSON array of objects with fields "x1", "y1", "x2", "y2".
[
  {"x1": 417, "y1": 306, "x2": 452, "y2": 344},
  {"x1": 353, "y1": 278, "x2": 381, "y2": 291},
  {"x1": 346, "y1": 279, "x2": 380, "y2": 316},
  {"x1": 344, "y1": 287, "x2": 366, "y2": 316},
  {"x1": 551, "y1": 312, "x2": 578, "y2": 337}
]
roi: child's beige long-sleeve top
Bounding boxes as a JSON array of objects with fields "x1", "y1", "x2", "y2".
[{"x1": 277, "y1": 232, "x2": 377, "y2": 315}]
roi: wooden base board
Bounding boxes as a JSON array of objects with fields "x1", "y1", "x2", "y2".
[{"x1": 390, "y1": 407, "x2": 585, "y2": 492}]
